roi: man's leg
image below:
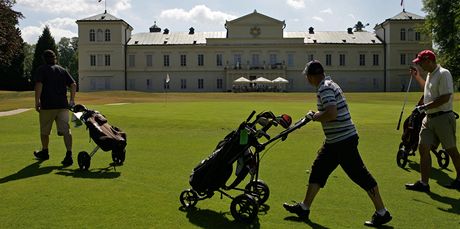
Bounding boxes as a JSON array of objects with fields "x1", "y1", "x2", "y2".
[
  {"x1": 419, "y1": 143, "x2": 432, "y2": 184},
  {"x1": 303, "y1": 183, "x2": 321, "y2": 208},
  {"x1": 63, "y1": 133, "x2": 72, "y2": 152},
  {"x1": 40, "y1": 134, "x2": 49, "y2": 150}
]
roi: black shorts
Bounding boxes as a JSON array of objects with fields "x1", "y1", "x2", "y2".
[{"x1": 308, "y1": 135, "x2": 377, "y2": 191}]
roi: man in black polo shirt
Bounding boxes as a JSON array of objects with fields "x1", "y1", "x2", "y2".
[
  {"x1": 406, "y1": 50, "x2": 460, "y2": 191},
  {"x1": 34, "y1": 50, "x2": 77, "y2": 166}
]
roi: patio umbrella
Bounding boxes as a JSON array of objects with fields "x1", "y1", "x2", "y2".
[{"x1": 234, "y1": 77, "x2": 251, "y2": 83}]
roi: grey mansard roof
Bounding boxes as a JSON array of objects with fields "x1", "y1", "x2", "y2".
[{"x1": 127, "y1": 31, "x2": 381, "y2": 46}]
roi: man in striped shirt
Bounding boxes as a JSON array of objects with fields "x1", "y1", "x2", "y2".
[{"x1": 283, "y1": 60, "x2": 392, "y2": 226}]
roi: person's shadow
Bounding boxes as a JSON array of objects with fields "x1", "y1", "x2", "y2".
[
  {"x1": 408, "y1": 161, "x2": 460, "y2": 215},
  {"x1": 0, "y1": 160, "x2": 60, "y2": 184},
  {"x1": 0, "y1": 160, "x2": 120, "y2": 184}
]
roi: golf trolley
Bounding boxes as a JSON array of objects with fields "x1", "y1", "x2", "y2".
[
  {"x1": 71, "y1": 104, "x2": 127, "y2": 170},
  {"x1": 396, "y1": 99, "x2": 450, "y2": 169},
  {"x1": 179, "y1": 111, "x2": 310, "y2": 223}
]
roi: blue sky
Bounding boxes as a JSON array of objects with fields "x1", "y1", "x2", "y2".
[{"x1": 14, "y1": 0, "x2": 425, "y2": 44}]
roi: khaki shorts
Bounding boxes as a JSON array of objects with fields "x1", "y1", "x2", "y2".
[
  {"x1": 419, "y1": 112, "x2": 456, "y2": 149},
  {"x1": 39, "y1": 109, "x2": 71, "y2": 136}
]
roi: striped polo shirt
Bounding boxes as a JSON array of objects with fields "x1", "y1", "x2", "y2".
[{"x1": 316, "y1": 76, "x2": 357, "y2": 143}]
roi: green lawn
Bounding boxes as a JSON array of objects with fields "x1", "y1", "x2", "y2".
[{"x1": 0, "y1": 92, "x2": 459, "y2": 228}]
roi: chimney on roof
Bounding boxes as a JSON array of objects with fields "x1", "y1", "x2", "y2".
[
  {"x1": 189, "y1": 27, "x2": 195, "y2": 35},
  {"x1": 347, "y1": 28, "x2": 353, "y2": 34},
  {"x1": 308, "y1": 27, "x2": 314, "y2": 34},
  {"x1": 163, "y1": 28, "x2": 169, "y2": 34}
]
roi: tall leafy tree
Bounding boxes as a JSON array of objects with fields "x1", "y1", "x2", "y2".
[
  {"x1": 0, "y1": 0, "x2": 23, "y2": 67},
  {"x1": 57, "y1": 37, "x2": 79, "y2": 86},
  {"x1": 422, "y1": 0, "x2": 460, "y2": 86},
  {"x1": 31, "y1": 26, "x2": 57, "y2": 81}
]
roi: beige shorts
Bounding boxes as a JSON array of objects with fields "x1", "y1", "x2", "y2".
[
  {"x1": 39, "y1": 109, "x2": 71, "y2": 136},
  {"x1": 419, "y1": 112, "x2": 456, "y2": 149}
]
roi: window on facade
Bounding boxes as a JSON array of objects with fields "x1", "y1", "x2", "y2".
[
  {"x1": 163, "y1": 80, "x2": 170, "y2": 89},
  {"x1": 128, "y1": 54, "x2": 135, "y2": 67},
  {"x1": 359, "y1": 54, "x2": 366, "y2": 66},
  {"x1": 216, "y1": 54, "x2": 223, "y2": 66},
  {"x1": 97, "y1": 54, "x2": 103, "y2": 66},
  {"x1": 105, "y1": 29, "x2": 111, "y2": 41},
  {"x1": 339, "y1": 54, "x2": 346, "y2": 66},
  {"x1": 373, "y1": 54, "x2": 379, "y2": 66},
  {"x1": 415, "y1": 32, "x2": 421, "y2": 41},
  {"x1": 269, "y1": 54, "x2": 277, "y2": 65},
  {"x1": 146, "y1": 54, "x2": 153, "y2": 67},
  {"x1": 400, "y1": 28, "x2": 406, "y2": 41},
  {"x1": 163, "y1": 55, "x2": 170, "y2": 67},
  {"x1": 217, "y1": 79, "x2": 223, "y2": 89},
  {"x1": 198, "y1": 79, "x2": 204, "y2": 89},
  {"x1": 90, "y1": 55, "x2": 96, "y2": 66},
  {"x1": 408, "y1": 28, "x2": 414, "y2": 41},
  {"x1": 198, "y1": 54, "x2": 204, "y2": 66},
  {"x1": 400, "y1": 54, "x2": 406, "y2": 65},
  {"x1": 146, "y1": 79, "x2": 151, "y2": 89},
  {"x1": 97, "y1": 29, "x2": 103, "y2": 42},
  {"x1": 326, "y1": 54, "x2": 332, "y2": 66},
  {"x1": 287, "y1": 53, "x2": 294, "y2": 67},
  {"x1": 180, "y1": 79, "x2": 187, "y2": 89},
  {"x1": 234, "y1": 54, "x2": 242, "y2": 68},
  {"x1": 180, "y1": 54, "x2": 187, "y2": 66},
  {"x1": 308, "y1": 54, "x2": 314, "y2": 61},
  {"x1": 89, "y1": 29, "x2": 95, "y2": 42},
  {"x1": 105, "y1": 54, "x2": 111, "y2": 66},
  {"x1": 252, "y1": 54, "x2": 260, "y2": 67}
]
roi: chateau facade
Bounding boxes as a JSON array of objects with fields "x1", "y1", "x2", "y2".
[{"x1": 76, "y1": 10, "x2": 431, "y2": 92}]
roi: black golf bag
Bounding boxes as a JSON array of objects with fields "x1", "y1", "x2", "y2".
[
  {"x1": 180, "y1": 111, "x2": 310, "y2": 223},
  {"x1": 396, "y1": 97, "x2": 450, "y2": 168},
  {"x1": 71, "y1": 104, "x2": 127, "y2": 170}
]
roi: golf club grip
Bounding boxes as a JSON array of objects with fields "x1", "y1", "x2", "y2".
[
  {"x1": 396, "y1": 111, "x2": 403, "y2": 130},
  {"x1": 246, "y1": 110, "x2": 256, "y2": 122}
]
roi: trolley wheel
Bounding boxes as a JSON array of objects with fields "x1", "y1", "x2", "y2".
[
  {"x1": 245, "y1": 180, "x2": 270, "y2": 205},
  {"x1": 77, "y1": 151, "x2": 91, "y2": 170},
  {"x1": 436, "y1": 149, "x2": 450, "y2": 169},
  {"x1": 112, "y1": 149, "x2": 126, "y2": 165},
  {"x1": 396, "y1": 149, "x2": 409, "y2": 168},
  {"x1": 230, "y1": 194, "x2": 259, "y2": 223},
  {"x1": 179, "y1": 189, "x2": 198, "y2": 208}
]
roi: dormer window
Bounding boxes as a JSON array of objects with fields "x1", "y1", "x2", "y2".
[
  {"x1": 89, "y1": 29, "x2": 95, "y2": 42},
  {"x1": 105, "y1": 29, "x2": 111, "y2": 41}
]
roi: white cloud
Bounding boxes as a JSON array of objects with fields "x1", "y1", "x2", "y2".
[
  {"x1": 312, "y1": 16, "x2": 324, "y2": 22},
  {"x1": 159, "y1": 5, "x2": 236, "y2": 26},
  {"x1": 321, "y1": 8, "x2": 333, "y2": 15},
  {"x1": 21, "y1": 18, "x2": 78, "y2": 44},
  {"x1": 16, "y1": 0, "x2": 131, "y2": 16},
  {"x1": 286, "y1": 0, "x2": 305, "y2": 9}
]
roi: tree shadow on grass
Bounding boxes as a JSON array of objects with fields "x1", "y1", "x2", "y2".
[
  {"x1": 179, "y1": 206, "x2": 260, "y2": 229},
  {"x1": 55, "y1": 166, "x2": 120, "y2": 179},
  {"x1": 0, "y1": 160, "x2": 61, "y2": 184}
]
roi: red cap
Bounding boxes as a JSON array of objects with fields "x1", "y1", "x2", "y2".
[{"x1": 412, "y1": 50, "x2": 436, "y2": 64}]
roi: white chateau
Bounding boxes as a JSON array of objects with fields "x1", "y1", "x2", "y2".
[{"x1": 76, "y1": 10, "x2": 431, "y2": 92}]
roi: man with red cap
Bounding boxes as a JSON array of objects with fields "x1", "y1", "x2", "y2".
[{"x1": 406, "y1": 50, "x2": 460, "y2": 192}]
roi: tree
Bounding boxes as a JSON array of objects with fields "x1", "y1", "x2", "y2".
[
  {"x1": 31, "y1": 26, "x2": 58, "y2": 81},
  {"x1": 57, "y1": 37, "x2": 79, "y2": 86},
  {"x1": 0, "y1": 0, "x2": 24, "y2": 66},
  {"x1": 422, "y1": 0, "x2": 460, "y2": 87}
]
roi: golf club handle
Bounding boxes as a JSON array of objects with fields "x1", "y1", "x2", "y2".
[
  {"x1": 396, "y1": 111, "x2": 403, "y2": 130},
  {"x1": 246, "y1": 110, "x2": 256, "y2": 122}
]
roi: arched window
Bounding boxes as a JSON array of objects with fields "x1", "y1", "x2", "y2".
[
  {"x1": 97, "y1": 29, "x2": 103, "y2": 42},
  {"x1": 89, "y1": 29, "x2": 95, "y2": 42},
  {"x1": 105, "y1": 29, "x2": 111, "y2": 41}
]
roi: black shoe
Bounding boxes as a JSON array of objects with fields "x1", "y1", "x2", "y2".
[
  {"x1": 283, "y1": 202, "x2": 310, "y2": 220},
  {"x1": 61, "y1": 151, "x2": 73, "y2": 166},
  {"x1": 444, "y1": 179, "x2": 460, "y2": 191},
  {"x1": 33, "y1": 149, "x2": 49, "y2": 160},
  {"x1": 364, "y1": 211, "x2": 392, "y2": 227},
  {"x1": 405, "y1": 181, "x2": 430, "y2": 192}
]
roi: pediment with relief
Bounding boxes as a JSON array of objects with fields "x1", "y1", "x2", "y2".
[{"x1": 225, "y1": 10, "x2": 285, "y2": 39}]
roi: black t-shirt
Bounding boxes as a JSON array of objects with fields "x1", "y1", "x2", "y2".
[{"x1": 35, "y1": 64, "x2": 75, "y2": 109}]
